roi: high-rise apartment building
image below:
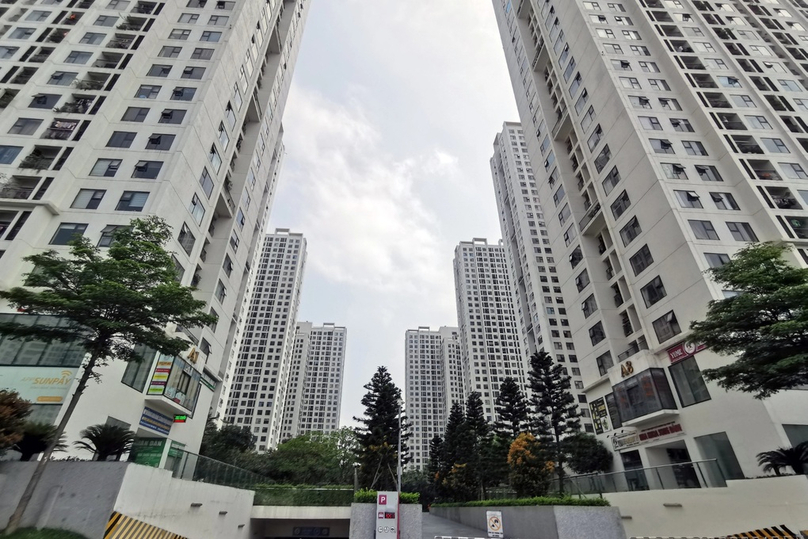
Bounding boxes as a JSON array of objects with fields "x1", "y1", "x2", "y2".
[
  {"x1": 453, "y1": 239, "x2": 527, "y2": 422},
  {"x1": 280, "y1": 321, "x2": 346, "y2": 441},
  {"x1": 493, "y1": 0, "x2": 808, "y2": 480},
  {"x1": 491, "y1": 121, "x2": 593, "y2": 433},
  {"x1": 404, "y1": 326, "x2": 462, "y2": 469},
  {"x1": 0, "y1": 0, "x2": 309, "y2": 459},
  {"x1": 222, "y1": 229, "x2": 306, "y2": 451}
]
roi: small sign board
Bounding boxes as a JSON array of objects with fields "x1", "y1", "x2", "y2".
[
  {"x1": 486, "y1": 510, "x2": 504, "y2": 538},
  {"x1": 174, "y1": 414, "x2": 188, "y2": 423},
  {"x1": 375, "y1": 491, "x2": 398, "y2": 539}
]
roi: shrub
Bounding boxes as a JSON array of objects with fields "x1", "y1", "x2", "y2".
[
  {"x1": 2, "y1": 528, "x2": 90, "y2": 539},
  {"x1": 353, "y1": 489, "x2": 420, "y2": 504},
  {"x1": 431, "y1": 496, "x2": 610, "y2": 508}
]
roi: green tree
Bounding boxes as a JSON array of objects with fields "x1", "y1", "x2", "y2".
[
  {"x1": 564, "y1": 432, "x2": 612, "y2": 474},
  {"x1": 427, "y1": 435, "x2": 444, "y2": 488},
  {"x1": 494, "y1": 377, "x2": 529, "y2": 440},
  {"x1": 261, "y1": 431, "x2": 357, "y2": 485},
  {"x1": 0, "y1": 217, "x2": 215, "y2": 535},
  {"x1": 465, "y1": 392, "x2": 495, "y2": 500},
  {"x1": 401, "y1": 468, "x2": 435, "y2": 509},
  {"x1": 14, "y1": 422, "x2": 66, "y2": 461},
  {"x1": 756, "y1": 442, "x2": 808, "y2": 476},
  {"x1": 507, "y1": 433, "x2": 553, "y2": 497},
  {"x1": 528, "y1": 351, "x2": 580, "y2": 495},
  {"x1": 74, "y1": 424, "x2": 135, "y2": 461},
  {"x1": 436, "y1": 402, "x2": 468, "y2": 501},
  {"x1": 199, "y1": 419, "x2": 255, "y2": 464},
  {"x1": 0, "y1": 390, "x2": 31, "y2": 457},
  {"x1": 354, "y1": 367, "x2": 408, "y2": 491},
  {"x1": 688, "y1": 243, "x2": 808, "y2": 398}
]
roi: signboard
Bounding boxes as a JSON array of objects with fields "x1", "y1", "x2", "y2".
[
  {"x1": 666, "y1": 342, "x2": 706, "y2": 364},
  {"x1": 130, "y1": 438, "x2": 166, "y2": 467},
  {"x1": 147, "y1": 358, "x2": 174, "y2": 395},
  {"x1": 612, "y1": 422, "x2": 684, "y2": 451},
  {"x1": 293, "y1": 528, "x2": 329, "y2": 537},
  {"x1": 486, "y1": 511, "x2": 504, "y2": 538},
  {"x1": 139, "y1": 406, "x2": 173, "y2": 435},
  {"x1": 589, "y1": 397, "x2": 610, "y2": 435},
  {"x1": 375, "y1": 491, "x2": 398, "y2": 539},
  {"x1": 174, "y1": 414, "x2": 188, "y2": 423},
  {"x1": 0, "y1": 366, "x2": 78, "y2": 404},
  {"x1": 168, "y1": 440, "x2": 185, "y2": 459}
]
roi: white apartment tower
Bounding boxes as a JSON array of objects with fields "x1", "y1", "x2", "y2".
[
  {"x1": 491, "y1": 121, "x2": 594, "y2": 433},
  {"x1": 0, "y1": 0, "x2": 309, "y2": 461},
  {"x1": 453, "y1": 239, "x2": 526, "y2": 422},
  {"x1": 280, "y1": 321, "x2": 346, "y2": 441},
  {"x1": 493, "y1": 0, "x2": 808, "y2": 481},
  {"x1": 222, "y1": 229, "x2": 306, "y2": 451},
  {"x1": 404, "y1": 326, "x2": 462, "y2": 469}
]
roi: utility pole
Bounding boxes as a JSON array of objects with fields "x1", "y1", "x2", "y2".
[{"x1": 397, "y1": 400, "x2": 402, "y2": 493}]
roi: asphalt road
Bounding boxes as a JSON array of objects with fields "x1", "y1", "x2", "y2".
[{"x1": 422, "y1": 512, "x2": 490, "y2": 539}]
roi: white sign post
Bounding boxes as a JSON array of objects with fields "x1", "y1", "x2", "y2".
[
  {"x1": 486, "y1": 510, "x2": 504, "y2": 538},
  {"x1": 375, "y1": 491, "x2": 399, "y2": 539}
]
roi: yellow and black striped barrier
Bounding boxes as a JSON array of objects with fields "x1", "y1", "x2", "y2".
[{"x1": 104, "y1": 511, "x2": 188, "y2": 539}]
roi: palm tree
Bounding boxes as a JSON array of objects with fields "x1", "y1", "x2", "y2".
[
  {"x1": 14, "y1": 422, "x2": 67, "y2": 461},
  {"x1": 756, "y1": 441, "x2": 808, "y2": 476},
  {"x1": 74, "y1": 424, "x2": 135, "y2": 461}
]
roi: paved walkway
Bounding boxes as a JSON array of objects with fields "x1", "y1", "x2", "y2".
[{"x1": 422, "y1": 512, "x2": 489, "y2": 539}]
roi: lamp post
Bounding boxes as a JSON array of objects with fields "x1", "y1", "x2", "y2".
[
  {"x1": 397, "y1": 400, "x2": 403, "y2": 493},
  {"x1": 353, "y1": 462, "x2": 361, "y2": 491}
]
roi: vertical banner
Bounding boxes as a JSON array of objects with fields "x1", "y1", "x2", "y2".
[
  {"x1": 486, "y1": 511, "x2": 504, "y2": 538},
  {"x1": 375, "y1": 491, "x2": 399, "y2": 539}
]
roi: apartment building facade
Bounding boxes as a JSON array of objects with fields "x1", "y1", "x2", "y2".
[
  {"x1": 491, "y1": 121, "x2": 594, "y2": 433},
  {"x1": 404, "y1": 326, "x2": 462, "y2": 469},
  {"x1": 280, "y1": 321, "x2": 346, "y2": 441},
  {"x1": 0, "y1": 0, "x2": 309, "y2": 460},
  {"x1": 223, "y1": 229, "x2": 306, "y2": 451},
  {"x1": 493, "y1": 0, "x2": 808, "y2": 481},
  {"x1": 453, "y1": 239, "x2": 528, "y2": 423}
]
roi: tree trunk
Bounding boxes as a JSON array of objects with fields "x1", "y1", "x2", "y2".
[{"x1": 3, "y1": 353, "x2": 99, "y2": 535}]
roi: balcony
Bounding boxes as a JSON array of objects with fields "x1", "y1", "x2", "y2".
[
  {"x1": 46, "y1": 30, "x2": 68, "y2": 43},
  {"x1": 93, "y1": 53, "x2": 123, "y2": 68},
  {"x1": 107, "y1": 35, "x2": 135, "y2": 49},
  {"x1": 579, "y1": 201, "x2": 602, "y2": 232},
  {"x1": 692, "y1": 74, "x2": 717, "y2": 88},
  {"x1": 29, "y1": 49, "x2": 53, "y2": 63},
  {"x1": 74, "y1": 74, "x2": 107, "y2": 90},
  {"x1": 117, "y1": 16, "x2": 145, "y2": 30},
  {"x1": 0, "y1": 186, "x2": 34, "y2": 200},
  {"x1": 733, "y1": 136, "x2": 763, "y2": 154},
  {"x1": 19, "y1": 150, "x2": 57, "y2": 171},
  {"x1": 63, "y1": 12, "x2": 82, "y2": 25},
  {"x1": 134, "y1": 1, "x2": 157, "y2": 13},
  {"x1": 704, "y1": 93, "x2": 731, "y2": 108},
  {"x1": 717, "y1": 113, "x2": 746, "y2": 130},
  {"x1": 0, "y1": 90, "x2": 17, "y2": 109},
  {"x1": 55, "y1": 96, "x2": 93, "y2": 114},
  {"x1": 766, "y1": 186, "x2": 801, "y2": 209}
]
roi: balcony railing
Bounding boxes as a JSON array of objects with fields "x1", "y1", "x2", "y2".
[
  {"x1": 0, "y1": 187, "x2": 34, "y2": 200},
  {"x1": 579, "y1": 202, "x2": 602, "y2": 230}
]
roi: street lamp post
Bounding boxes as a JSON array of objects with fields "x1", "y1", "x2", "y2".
[
  {"x1": 397, "y1": 401, "x2": 403, "y2": 493},
  {"x1": 353, "y1": 462, "x2": 361, "y2": 491}
]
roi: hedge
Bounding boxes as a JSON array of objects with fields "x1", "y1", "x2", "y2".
[
  {"x1": 354, "y1": 489, "x2": 420, "y2": 505},
  {"x1": 253, "y1": 485, "x2": 354, "y2": 506},
  {"x1": 1, "y1": 529, "x2": 89, "y2": 539},
  {"x1": 431, "y1": 496, "x2": 610, "y2": 508}
]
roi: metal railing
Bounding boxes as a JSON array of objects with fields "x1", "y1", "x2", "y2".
[
  {"x1": 167, "y1": 449, "x2": 265, "y2": 490},
  {"x1": 561, "y1": 459, "x2": 726, "y2": 495}
]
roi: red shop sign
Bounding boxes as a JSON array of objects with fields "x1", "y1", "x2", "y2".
[{"x1": 667, "y1": 342, "x2": 706, "y2": 364}]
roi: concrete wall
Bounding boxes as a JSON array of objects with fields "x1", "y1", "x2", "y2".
[
  {"x1": 606, "y1": 475, "x2": 808, "y2": 538},
  {"x1": 349, "y1": 504, "x2": 422, "y2": 539},
  {"x1": 114, "y1": 463, "x2": 254, "y2": 539},
  {"x1": 430, "y1": 505, "x2": 625, "y2": 539},
  {"x1": 0, "y1": 461, "x2": 127, "y2": 537}
]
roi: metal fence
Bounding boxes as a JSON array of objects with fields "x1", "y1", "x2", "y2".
[{"x1": 166, "y1": 449, "x2": 265, "y2": 490}]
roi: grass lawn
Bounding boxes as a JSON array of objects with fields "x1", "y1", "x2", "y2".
[{"x1": 1, "y1": 529, "x2": 89, "y2": 539}]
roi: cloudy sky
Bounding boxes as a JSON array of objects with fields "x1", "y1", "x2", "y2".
[{"x1": 268, "y1": 1, "x2": 518, "y2": 424}]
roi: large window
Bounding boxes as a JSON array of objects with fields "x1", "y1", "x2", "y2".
[
  {"x1": 50, "y1": 222, "x2": 87, "y2": 245},
  {"x1": 148, "y1": 354, "x2": 201, "y2": 414},
  {"x1": 653, "y1": 310, "x2": 681, "y2": 343},
  {"x1": 669, "y1": 356, "x2": 710, "y2": 407},
  {"x1": 121, "y1": 344, "x2": 157, "y2": 392},
  {"x1": 612, "y1": 368, "x2": 677, "y2": 422},
  {"x1": 0, "y1": 314, "x2": 86, "y2": 367}
]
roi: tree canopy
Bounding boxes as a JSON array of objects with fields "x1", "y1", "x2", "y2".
[
  {"x1": 494, "y1": 377, "x2": 529, "y2": 441},
  {"x1": 689, "y1": 243, "x2": 808, "y2": 398},
  {"x1": 0, "y1": 390, "x2": 31, "y2": 457}
]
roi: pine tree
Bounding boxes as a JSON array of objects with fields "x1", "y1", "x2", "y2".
[
  {"x1": 354, "y1": 366, "x2": 408, "y2": 491},
  {"x1": 465, "y1": 392, "x2": 494, "y2": 499},
  {"x1": 528, "y1": 351, "x2": 580, "y2": 495},
  {"x1": 438, "y1": 402, "x2": 470, "y2": 501},
  {"x1": 494, "y1": 377, "x2": 529, "y2": 440}
]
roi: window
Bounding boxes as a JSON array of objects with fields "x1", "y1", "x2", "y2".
[
  {"x1": 670, "y1": 118, "x2": 694, "y2": 132},
  {"x1": 727, "y1": 221, "x2": 758, "y2": 241},
  {"x1": 781, "y1": 163, "x2": 808, "y2": 179},
  {"x1": 48, "y1": 71, "x2": 77, "y2": 86},
  {"x1": 199, "y1": 168, "x2": 214, "y2": 198},
  {"x1": 553, "y1": 184, "x2": 566, "y2": 206},
  {"x1": 71, "y1": 189, "x2": 105, "y2": 209},
  {"x1": 662, "y1": 163, "x2": 687, "y2": 179},
  {"x1": 779, "y1": 79, "x2": 802, "y2": 92},
  {"x1": 135, "y1": 85, "x2": 161, "y2": 99},
  {"x1": 26, "y1": 10, "x2": 51, "y2": 21},
  {"x1": 50, "y1": 223, "x2": 87, "y2": 245},
  {"x1": 696, "y1": 165, "x2": 722, "y2": 182},
  {"x1": 761, "y1": 138, "x2": 789, "y2": 153},
  {"x1": 620, "y1": 77, "x2": 641, "y2": 89},
  {"x1": 745, "y1": 115, "x2": 772, "y2": 130},
  {"x1": 558, "y1": 204, "x2": 571, "y2": 225},
  {"x1": 594, "y1": 145, "x2": 611, "y2": 173},
  {"x1": 181, "y1": 66, "x2": 205, "y2": 79},
  {"x1": 209, "y1": 145, "x2": 222, "y2": 172},
  {"x1": 611, "y1": 190, "x2": 631, "y2": 219},
  {"x1": 670, "y1": 356, "x2": 711, "y2": 407},
  {"x1": 602, "y1": 167, "x2": 621, "y2": 195},
  {"x1": 121, "y1": 344, "x2": 155, "y2": 392},
  {"x1": 80, "y1": 32, "x2": 106, "y2": 45},
  {"x1": 188, "y1": 194, "x2": 205, "y2": 224},
  {"x1": 121, "y1": 107, "x2": 149, "y2": 122},
  {"x1": 711, "y1": 192, "x2": 739, "y2": 210},
  {"x1": 639, "y1": 61, "x2": 659, "y2": 72},
  {"x1": 159, "y1": 109, "x2": 186, "y2": 124},
  {"x1": 178, "y1": 13, "x2": 199, "y2": 23},
  {"x1": 582, "y1": 295, "x2": 598, "y2": 318},
  {"x1": 629, "y1": 95, "x2": 650, "y2": 109},
  {"x1": 217, "y1": 123, "x2": 230, "y2": 148},
  {"x1": 98, "y1": 225, "x2": 123, "y2": 248},
  {"x1": 629, "y1": 244, "x2": 654, "y2": 275},
  {"x1": 200, "y1": 31, "x2": 221, "y2": 42},
  {"x1": 191, "y1": 47, "x2": 214, "y2": 60},
  {"x1": 689, "y1": 219, "x2": 719, "y2": 240},
  {"x1": 630, "y1": 45, "x2": 650, "y2": 56},
  {"x1": 8, "y1": 118, "x2": 43, "y2": 136},
  {"x1": 169, "y1": 29, "x2": 191, "y2": 40},
  {"x1": 171, "y1": 87, "x2": 196, "y2": 101},
  {"x1": 145, "y1": 133, "x2": 175, "y2": 150},
  {"x1": 659, "y1": 97, "x2": 682, "y2": 110},
  {"x1": 683, "y1": 140, "x2": 708, "y2": 155},
  {"x1": 650, "y1": 139, "x2": 674, "y2": 154},
  {"x1": 640, "y1": 276, "x2": 666, "y2": 307},
  {"x1": 596, "y1": 352, "x2": 614, "y2": 376},
  {"x1": 159, "y1": 46, "x2": 182, "y2": 58},
  {"x1": 229, "y1": 230, "x2": 239, "y2": 252},
  {"x1": 94, "y1": 15, "x2": 117, "y2": 26},
  {"x1": 116, "y1": 191, "x2": 149, "y2": 211},
  {"x1": 653, "y1": 311, "x2": 681, "y2": 343},
  {"x1": 132, "y1": 160, "x2": 162, "y2": 179},
  {"x1": 611, "y1": 59, "x2": 631, "y2": 71},
  {"x1": 223, "y1": 255, "x2": 233, "y2": 277},
  {"x1": 177, "y1": 223, "x2": 195, "y2": 255},
  {"x1": 705, "y1": 252, "x2": 730, "y2": 268},
  {"x1": 236, "y1": 209, "x2": 245, "y2": 229},
  {"x1": 106, "y1": 131, "x2": 136, "y2": 148},
  {"x1": 731, "y1": 95, "x2": 755, "y2": 108},
  {"x1": 581, "y1": 106, "x2": 596, "y2": 131},
  {"x1": 648, "y1": 78, "x2": 670, "y2": 90},
  {"x1": 90, "y1": 158, "x2": 121, "y2": 177},
  {"x1": 147, "y1": 64, "x2": 172, "y2": 77},
  {"x1": 639, "y1": 116, "x2": 662, "y2": 130},
  {"x1": 622, "y1": 30, "x2": 641, "y2": 40},
  {"x1": 675, "y1": 190, "x2": 703, "y2": 208},
  {"x1": 65, "y1": 51, "x2": 92, "y2": 64},
  {"x1": 0, "y1": 46, "x2": 19, "y2": 59},
  {"x1": 589, "y1": 322, "x2": 606, "y2": 345},
  {"x1": 597, "y1": 28, "x2": 615, "y2": 39},
  {"x1": 208, "y1": 15, "x2": 228, "y2": 25},
  {"x1": 620, "y1": 216, "x2": 642, "y2": 246},
  {"x1": 575, "y1": 269, "x2": 590, "y2": 292},
  {"x1": 587, "y1": 125, "x2": 604, "y2": 150},
  {"x1": 10, "y1": 28, "x2": 36, "y2": 39},
  {"x1": 215, "y1": 280, "x2": 227, "y2": 302},
  {"x1": 613, "y1": 368, "x2": 677, "y2": 421},
  {"x1": 604, "y1": 43, "x2": 623, "y2": 54}
]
